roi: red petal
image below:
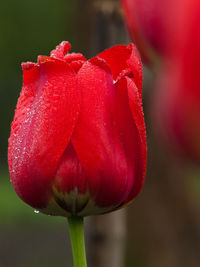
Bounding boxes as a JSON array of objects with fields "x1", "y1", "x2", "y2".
[
  {"x1": 50, "y1": 41, "x2": 71, "y2": 59},
  {"x1": 52, "y1": 142, "x2": 90, "y2": 214},
  {"x1": 54, "y1": 142, "x2": 88, "y2": 195},
  {"x1": 71, "y1": 59, "x2": 131, "y2": 207},
  {"x1": 115, "y1": 76, "x2": 147, "y2": 206},
  {"x1": 64, "y1": 53, "x2": 87, "y2": 73},
  {"x1": 8, "y1": 58, "x2": 80, "y2": 208},
  {"x1": 97, "y1": 44, "x2": 143, "y2": 97},
  {"x1": 64, "y1": 53, "x2": 86, "y2": 63}
]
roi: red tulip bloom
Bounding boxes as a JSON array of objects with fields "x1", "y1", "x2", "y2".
[{"x1": 8, "y1": 41, "x2": 146, "y2": 217}]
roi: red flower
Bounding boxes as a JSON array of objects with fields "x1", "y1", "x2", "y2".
[
  {"x1": 153, "y1": 0, "x2": 200, "y2": 162},
  {"x1": 121, "y1": 0, "x2": 169, "y2": 64},
  {"x1": 8, "y1": 42, "x2": 146, "y2": 216},
  {"x1": 122, "y1": 0, "x2": 200, "y2": 162}
]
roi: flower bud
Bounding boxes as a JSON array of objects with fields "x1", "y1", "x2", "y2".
[{"x1": 8, "y1": 42, "x2": 147, "y2": 216}]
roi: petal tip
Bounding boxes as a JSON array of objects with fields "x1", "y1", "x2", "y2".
[
  {"x1": 89, "y1": 56, "x2": 111, "y2": 74},
  {"x1": 50, "y1": 41, "x2": 71, "y2": 59},
  {"x1": 37, "y1": 55, "x2": 56, "y2": 65},
  {"x1": 21, "y1": 62, "x2": 37, "y2": 70}
]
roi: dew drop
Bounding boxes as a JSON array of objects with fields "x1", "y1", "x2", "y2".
[{"x1": 34, "y1": 210, "x2": 40, "y2": 214}]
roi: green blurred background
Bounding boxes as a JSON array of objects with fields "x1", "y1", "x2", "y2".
[{"x1": 1, "y1": 1, "x2": 200, "y2": 267}]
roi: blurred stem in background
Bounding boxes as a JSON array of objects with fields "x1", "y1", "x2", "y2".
[{"x1": 86, "y1": 210, "x2": 127, "y2": 267}]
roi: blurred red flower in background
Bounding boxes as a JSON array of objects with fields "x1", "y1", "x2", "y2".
[
  {"x1": 121, "y1": 0, "x2": 169, "y2": 64},
  {"x1": 154, "y1": 0, "x2": 200, "y2": 162},
  {"x1": 121, "y1": 0, "x2": 200, "y2": 162},
  {"x1": 8, "y1": 41, "x2": 147, "y2": 217}
]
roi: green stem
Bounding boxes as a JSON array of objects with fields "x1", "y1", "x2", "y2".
[{"x1": 68, "y1": 216, "x2": 87, "y2": 267}]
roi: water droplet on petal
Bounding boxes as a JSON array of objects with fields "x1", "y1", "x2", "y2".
[{"x1": 34, "y1": 210, "x2": 40, "y2": 214}]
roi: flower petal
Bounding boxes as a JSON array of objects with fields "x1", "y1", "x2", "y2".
[
  {"x1": 8, "y1": 58, "x2": 80, "y2": 208},
  {"x1": 115, "y1": 76, "x2": 147, "y2": 206},
  {"x1": 71, "y1": 58, "x2": 131, "y2": 208},
  {"x1": 97, "y1": 44, "x2": 143, "y2": 97},
  {"x1": 50, "y1": 41, "x2": 71, "y2": 59}
]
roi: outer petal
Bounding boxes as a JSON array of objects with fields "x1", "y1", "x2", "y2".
[
  {"x1": 97, "y1": 44, "x2": 143, "y2": 97},
  {"x1": 115, "y1": 76, "x2": 147, "y2": 206},
  {"x1": 71, "y1": 58, "x2": 132, "y2": 209},
  {"x1": 8, "y1": 57, "x2": 80, "y2": 208}
]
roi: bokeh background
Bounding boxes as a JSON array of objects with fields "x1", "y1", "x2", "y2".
[{"x1": 1, "y1": 0, "x2": 200, "y2": 267}]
